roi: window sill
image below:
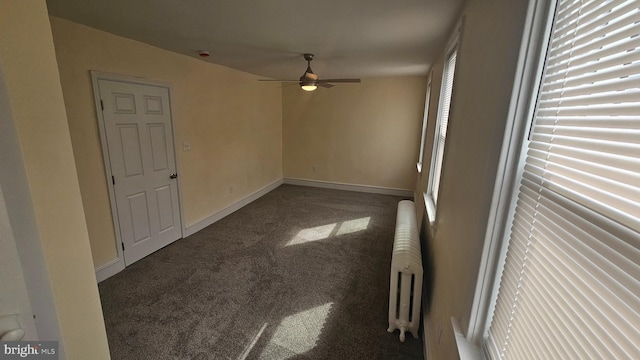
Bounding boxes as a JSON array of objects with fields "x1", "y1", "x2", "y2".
[
  {"x1": 423, "y1": 192, "x2": 436, "y2": 226},
  {"x1": 452, "y1": 318, "x2": 483, "y2": 360},
  {"x1": 423, "y1": 192, "x2": 436, "y2": 238}
]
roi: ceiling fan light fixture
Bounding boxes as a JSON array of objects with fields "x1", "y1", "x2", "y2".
[{"x1": 300, "y1": 74, "x2": 317, "y2": 91}]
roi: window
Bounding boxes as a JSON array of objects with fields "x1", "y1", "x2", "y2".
[
  {"x1": 417, "y1": 76, "x2": 432, "y2": 173},
  {"x1": 484, "y1": 1, "x2": 640, "y2": 358},
  {"x1": 427, "y1": 46, "x2": 458, "y2": 207}
]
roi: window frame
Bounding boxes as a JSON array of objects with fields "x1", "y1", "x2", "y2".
[
  {"x1": 425, "y1": 26, "x2": 460, "y2": 224},
  {"x1": 453, "y1": 0, "x2": 557, "y2": 347},
  {"x1": 416, "y1": 75, "x2": 433, "y2": 174},
  {"x1": 464, "y1": 0, "x2": 568, "y2": 347}
]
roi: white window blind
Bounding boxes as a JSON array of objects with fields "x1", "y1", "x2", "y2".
[
  {"x1": 429, "y1": 49, "x2": 457, "y2": 204},
  {"x1": 486, "y1": 0, "x2": 640, "y2": 359}
]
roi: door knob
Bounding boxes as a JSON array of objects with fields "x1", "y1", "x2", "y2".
[{"x1": 169, "y1": 173, "x2": 178, "y2": 179}]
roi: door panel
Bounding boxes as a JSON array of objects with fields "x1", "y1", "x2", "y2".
[
  {"x1": 114, "y1": 93, "x2": 136, "y2": 113},
  {"x1": 148, "y1": 124, "x2": 168, "y2": 171},
  {"x1": 118, "y1": 125, "x2": 144, "y2": 177},
  {"x1": 127, "y1": 191, "x2": 151, "y2": 243},
  {"x1": 144, "y1": 95, "x2": 163, "y2": 114},
  {"x1": 99, "y1": 79, "x2": 181, "y2": 265},
  {"x1": 155, "y1": 185, "x2": 175, "y2": 232}
]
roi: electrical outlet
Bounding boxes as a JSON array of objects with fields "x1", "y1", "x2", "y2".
[
  {"x1": 312, "y1": 166, "x2": 317, "y2": 173},
  {"x1": 229, "y1": 186, "x2": 233, "y2": 194},
  {"x1": 183, "y1": 142, "x2": 191, "y2": 151}
]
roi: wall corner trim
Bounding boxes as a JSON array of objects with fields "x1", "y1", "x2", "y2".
[
  {"x1": 283, "y1": 177, "x2": 414, "y2": 197},
  {"x1": 185, "y1": 178, "x2": 284, "y2": 237}
]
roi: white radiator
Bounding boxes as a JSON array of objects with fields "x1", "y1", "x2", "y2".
[{"x1": 387, "y1": 200, "x2": 423, "y2": 342}]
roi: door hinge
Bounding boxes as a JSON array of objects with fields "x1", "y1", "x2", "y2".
[
  {"x1": 112, "y1": 175, "x2": 115, "y2": 185},
  {"x1": 100, "y1": 100, "x2": 104, "y2": 110},
  {"x1": 121, "y1": 242, "x2": 125, "y2": 251}
]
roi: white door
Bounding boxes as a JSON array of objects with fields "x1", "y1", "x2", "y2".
[{"x1": 98, "y1": 79, "x2": 182, "y2": 265}]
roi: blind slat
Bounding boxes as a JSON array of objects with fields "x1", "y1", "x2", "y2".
[
  {"x1": 538, "y1": 89, "x2": 640, "y2": 108},
  {"x1": 532, "y1": 232, "x2": 640, "y2": 357},
  {"x1": 553, "y1": 0, "x2": 605, "y2": 34},
  {"x1": 535, "y1": 115, "x2": 640, "y2": 128},
  {"x1": 529, "y1": 131, "x2": 640, "y2": 157},
  {"x1": 543, "y1": 54, "x2": 640, "y2": 90},
  {"x1": 517, "y1": 266, "x2": 601, "y2": 358},
  {"x1": 549, "y1": 2, "x2": 640, "y2": 59},
  {"x1": 540, "y1": 74, "x2": 640, "y2": 101},
  {"x1": 536, "y1": 103, "x2": 640, "y2": 117},
  {"x1": 528, "y1": 140, "x2": 640, "y2": 173}
]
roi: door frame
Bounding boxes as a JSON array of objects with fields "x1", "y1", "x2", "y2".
[{"x1": 91, "y1": 71, "x2": 186, "y2": 276}]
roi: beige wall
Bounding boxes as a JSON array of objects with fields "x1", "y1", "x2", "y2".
[
  {"x1": 50, "y1": 17, "x2": 283, "y2": 268},
  {"x1": 0, "y1": 1, "x2": 110, "y2": 358},
  {"x1": 283, "y1": 77, "x2": 426, "y2": 191},
  {"x1": 415, "y1": 0, "x2": 530, "y2": 358}
]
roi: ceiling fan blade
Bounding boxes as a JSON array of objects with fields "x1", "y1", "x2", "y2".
[
  {"x1": 317, "y1": 79, "x2": 361, "y2": 83},
  {"x1": 318, "y1": 83, "x2": 335, "y2": 88},
  {"x1": 258, "y1": 79, "x2": 300, "y2": 82}
]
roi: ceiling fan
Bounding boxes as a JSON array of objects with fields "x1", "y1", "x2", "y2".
[{"x1": 259, "y1": 53, "x2": 361, "y2": 91}]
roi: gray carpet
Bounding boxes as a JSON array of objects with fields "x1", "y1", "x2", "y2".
[{"x1": 99, "y1": 184, "x2": 424, "y2": 360}]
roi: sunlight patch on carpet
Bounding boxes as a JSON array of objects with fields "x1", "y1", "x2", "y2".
[
  {"x1": 286, "y1": 217, "x2": 371, "y2": 246},
  {"x1": 335, "y1": 217, "x2": 370, "y2": 236},
  {"x1": 289, "y1": 223, "x2": 337, "y2": 245},
  {"x1": 259, "y1": 302, "x2": 333, "y2": 359}
]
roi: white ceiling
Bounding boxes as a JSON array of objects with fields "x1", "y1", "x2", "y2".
[{"x1": 46, "y1": 0, "x2": 465, "y2": 80}]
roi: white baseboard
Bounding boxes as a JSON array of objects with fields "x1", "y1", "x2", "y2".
[
  {"x1": 96, "y1": 176, "x2": 407, "y2": 282},
  {"x1": 185, "y1": 178, "x2": 283, "y2": 236},
  {"x1": 283, "y1": 177, "x2": 414, "y2": 197},
  {"x1": 95, "y1": 258, "x2": 125, "y2": 283}
]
